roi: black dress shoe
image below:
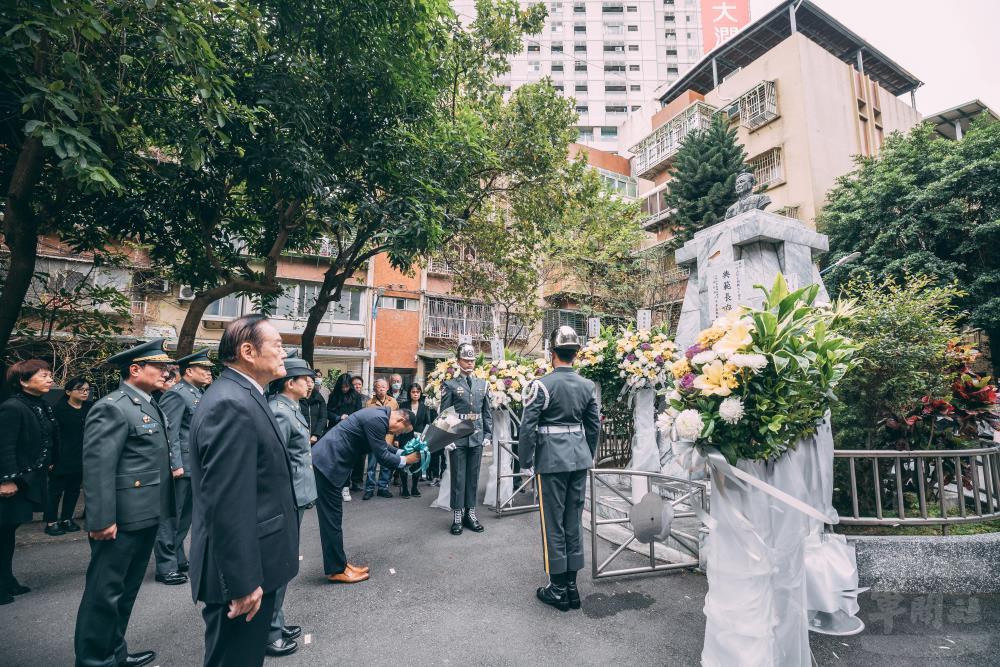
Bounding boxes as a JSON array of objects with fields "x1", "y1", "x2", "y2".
[
  {"x1": 536, "y1": 585, "x2": 570, "y2": 612},
  {"x1": 450, "y1": 521, "x2": 463, "y2": 535},
  {"x1": 362, "y1": 491, "x2": 374, "y2": 500},
  {"x1": 400, "y1": 487, "x2": 410, "y2": 498},
  {"x1": 0, "y1": 590, "x2": 13, "y2": 605},
  {"x1": 5, "y1": 580, "x2": 30, "y2": 595},
  {"x1": 376, "y1": 489, "x2": 392, "y2": 498},
  {"x1": 462, "y1": 512, "x2": 485, "y2": 533},
  {"x1": 566, "y1": 583, "x2": 581, "y2": 610},
  {"x1": 61, "y1": 519, "x2": 81, "y2": 532},
  {"x1": 281, "y1": 625, "x2": 302, "y2": 640},
  {"x1": 178, "y1": 562, "x2": 189, "y2": 573},
  {"x1": 154, "y1": 571, "x2": 188, "y2": 585},
  {"x1": 410, "y1": 487, "x2": 421, "y2": 497},
  {"x1": 120, "y1": 650, "x2": 156, "y2": 667},
  {"x1": 44, "y1": 523, "x2": 65, "y2": 536},
  {"x1": 265, "y1": 638, "x2": 298, "y2": 657}
]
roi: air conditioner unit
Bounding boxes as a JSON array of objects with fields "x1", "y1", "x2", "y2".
[
  {"x1": 178, "y1": 285, "x2": 196, "y2": 301},
  {"x1": 725, "y1": 103, "x2": 740, "y2": 120}
]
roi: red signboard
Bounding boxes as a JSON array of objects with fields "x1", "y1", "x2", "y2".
[{"x1": 700, "y1": 0, "x2": 751, "y2": 54}]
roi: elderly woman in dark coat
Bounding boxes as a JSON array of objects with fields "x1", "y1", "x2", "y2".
[{"x1": 0, "y1": 359, "x2": 56, "y2": 605}]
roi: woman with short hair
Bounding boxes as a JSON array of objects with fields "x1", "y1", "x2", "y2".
[
  {"x1": 44, "y1": 377, "x2": 91, "y2": 536},
  {"x1": 0, "y1": 359, "x2": 56, "y2": 605}
]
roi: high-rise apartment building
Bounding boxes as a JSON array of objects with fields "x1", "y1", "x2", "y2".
[{"x1": 451, "y1": 0, "x2": 750, "y2": 148}]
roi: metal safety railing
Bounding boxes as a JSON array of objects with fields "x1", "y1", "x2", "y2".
[
  {"x1": 589, "y1": 469, "x2": 707, "y2": 579},
  {"x1": 833, "y1": 441, "x2": 1000, "y2": 531},
  {"x1": 491, "y1": 437, "x2": 539, "y2": 516}
]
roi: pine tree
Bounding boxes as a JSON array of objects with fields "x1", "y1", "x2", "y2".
[{"x1": 662, "y1": 116, "x2": 747, "y2": 248}]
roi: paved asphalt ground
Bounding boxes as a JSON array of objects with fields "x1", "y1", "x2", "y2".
[{"x1": 2, "y1": 464, "x2": 999, "y2": 666}]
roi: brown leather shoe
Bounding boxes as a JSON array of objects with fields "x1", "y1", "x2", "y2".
[
  {"x1": 346, "y1": 563, "x2": 369, "y2": 574},
  {"x1": 328, "y1": 570, "x2": 369, "y2": 584}
]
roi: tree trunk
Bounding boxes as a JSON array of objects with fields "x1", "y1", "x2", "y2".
[
  {"x1": 175, "y1": 292, "x2": 218, "y2": 356},
  {"x1": 984, "y1": 326, "x2": 1000, "y2": 376},
  {"x1": 0, "y1": 137, "x2": 45, "y2": 365}
]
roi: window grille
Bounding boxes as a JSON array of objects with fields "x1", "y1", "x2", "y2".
[
  {"x1": 775, "y1": 205, "x2": 800, "y2": 220},
  {"x1": 738, "y1": 80, "x2": 778, "y2": 130},
  {"x1": 543, "y1": 309, "x2": 588, "y2": 341},
  {"x1": 749, "y1": 148, "x2": 783, "y2": 189},
  {"x1": 424, "y1": 297, "x2": 527, "y2": 341}
]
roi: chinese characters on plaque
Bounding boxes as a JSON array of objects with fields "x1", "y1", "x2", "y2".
[{"x1": 706, "y1": 260, "x2": 748, "y2": 320}]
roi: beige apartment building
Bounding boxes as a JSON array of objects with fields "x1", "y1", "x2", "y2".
[{"x1": 623, "y1": 0, "x2": 923, "y2": 251}]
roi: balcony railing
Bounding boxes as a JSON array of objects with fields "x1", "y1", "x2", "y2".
[
  {"x1": 422, "y1": 296, "x2": 528, "y2": 342},
  {"x1": 630, "y1": 101, "x2": 717, "y2": 180}
]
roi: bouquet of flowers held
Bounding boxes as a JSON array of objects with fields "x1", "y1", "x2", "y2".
[
  {"x1": 616, "y1": 325, "x2": 677, "y2": 393},
  {"x1": 657, "y1": 274, "x2": 857, "y2": 465}
]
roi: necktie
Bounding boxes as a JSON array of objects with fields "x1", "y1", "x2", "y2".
[{"x1": 466, "y1": 374, "x2": 473, "y2": 391}]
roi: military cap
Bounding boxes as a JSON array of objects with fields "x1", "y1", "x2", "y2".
[
  {"x1": 550, "y1": 325, "x2": 581, "y2": 351},
  {"x1": 282, "y1": 358, "x2": 316, "y2": 379},
  {"x1": 104, "y1": 338, "x2": 172, "y2": 368},
  {"x1": 175, "y1": 348, "x2": 213, "y2": 369},
  {"x1": 457, "y1": 343, "x2": 476, "y2": 361}
]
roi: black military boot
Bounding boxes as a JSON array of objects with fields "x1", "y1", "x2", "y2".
[
  {"x1": 462, "y1": 508, "x2": 485, "y2": 532},
  {"x1": 565, "y1": 570, "x2": 581, "y2": 610},
  {"x1": 451, "y1": 510, "x2": 463, "y2": 535},
  {"x1": 536, "y1": 577, "x2": 570, "y2": 612}
]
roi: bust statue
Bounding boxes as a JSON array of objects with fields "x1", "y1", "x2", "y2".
[{"x1": 724, "y1": 172, "x2": 772, "y2": 219}]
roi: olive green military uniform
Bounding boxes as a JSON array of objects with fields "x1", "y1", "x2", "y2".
[
  {"x1": 518, "y1": 367, "x2": 600, "y2": 576},
  {"x1": 75, "y1": 381, "x2": 174, "y2": 667},
  {"x1": 154, "y1": 379, "x2": 202, "y2": 576}
]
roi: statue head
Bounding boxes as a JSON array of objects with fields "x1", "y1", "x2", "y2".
[{"x1": 735, "y1": 172, "x2": 756, "y2": 197}]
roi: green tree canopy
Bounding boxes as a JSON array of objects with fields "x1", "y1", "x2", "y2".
[
  {"x1": 661, "y1": 116, "x2": 747, "y2": 248},
  {"x1": 820, "y1": 116, "x2": 1000, "y2": 360},
  {"x1": 1, "y1": 1, "x2": 264, "y2": 362}
]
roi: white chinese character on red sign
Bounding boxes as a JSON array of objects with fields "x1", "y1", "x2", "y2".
[
  {"x1": 712, "y1": 2, "x2": 738, "y2": 23},
  {"x1": 714, "y1": 25, "x2": 740, "y2": 46}
]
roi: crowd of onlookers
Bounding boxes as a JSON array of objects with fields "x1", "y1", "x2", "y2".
[
  {"x1": 327, "y1": 371, "x2": 444, "y2": 501},
  {"x1": 0, "y1": 359, "x2": 439, "y2": 608}
]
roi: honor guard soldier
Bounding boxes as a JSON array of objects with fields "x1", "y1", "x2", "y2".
[
  {"x1": 264, "y1": 358, "x2": 319, "y2": 657},
  {"x1": 74, "y1": 339, "x2": 176, "y2": 667},
  {"x1": 518, "y1": 326, "x2": 600, "y2": 612},
  {"x1": 440, "y1": 342, "x2": 492, "y2": 535},
  {"x1": 153, "y1": 348, "x2": 214, "y2": 586}
]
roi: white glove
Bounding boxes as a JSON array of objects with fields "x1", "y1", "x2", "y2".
[
  {"x1": 521, "y1": 467, "x2": 534, "y2": 478},
  {"x1": 445, "y1": 443, "x2": 457, "y2": 452}
]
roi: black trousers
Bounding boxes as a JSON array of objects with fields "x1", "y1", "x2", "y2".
[
  {"x1": 202, "y1": 591, "x2": 276, "y2": 667},
  {"x1": 153, "y1": 476, "x2": 192, "y2": 575},
  {"x1": 74, "y1": 525, "x2": 157, "y2": 667},
  {"x1": 0, "y1": 523, "x2": 18, "y2": 586},
  {"x1": 536, "y1": 470, "x2": 588, "y2": 575},
  {"x1": 449, "y1": 446, "x2": 482, "y2": 510},
  {"x1": 314, "y1": 469, "x2": 347, "y2": 575},
  {"x1": 349, "y1": 454, "x2": 366, "y2": 488},
  {"x1": 428, "y1": 450, "x2": 446, "y2": 479},
  {"x1": 44, "y1": 472, "x2": 82, "y2": 523}
]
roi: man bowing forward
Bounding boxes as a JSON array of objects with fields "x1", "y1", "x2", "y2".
[{"x1": 188, "y1": 314, "x2": 299, "y2": 667}]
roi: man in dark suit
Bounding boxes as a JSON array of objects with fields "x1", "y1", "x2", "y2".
[
  {"x1": 74, "y1": 339, "x2": 176, "y2": 667},
  {"x1": 154, "y1": 348, "x2": 214, "y2": 586},
  {"x1": 188, "y1": 314, "x2": 299, "y2": 667},
  {"x1": 311, "y1": 406, "x2": 419, "y2": 583}
]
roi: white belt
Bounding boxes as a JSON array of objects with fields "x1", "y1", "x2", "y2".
[
  {"x1": 538, "y1": 424, "x2": 584, "y2": 434},
  {"x1": 458, "y1": 413, "x2": 481, "y2": 421}
]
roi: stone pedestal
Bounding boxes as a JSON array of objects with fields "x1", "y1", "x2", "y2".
[{"x1": 673, "y1": 209, "x2": 830, "y2": 350}]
